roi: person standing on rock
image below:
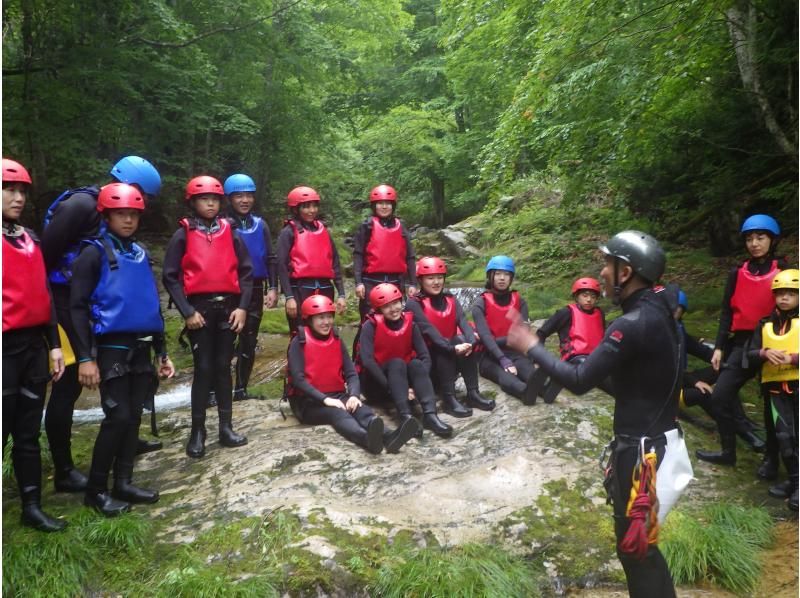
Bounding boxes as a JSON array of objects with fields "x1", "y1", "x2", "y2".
[
  {"x1": 472, "y1": 255, "x2": 546, "y2": 405},
  {"x1": 507, "y1": 230, "x2": 682, "y2": 598},
  {"x1": 276, "y1": 186, "x2": 347, "y2": 337},
  {"x1": 356, "y1": 283, "x2": 453, "y2": 439},
  {"x1": 162, "y1": 176, "x2": 252, "y2": 459},
  {"x1": 41, "y1": 155, "x2": 163, "y2": 494},
  {"x1": 2, "y1": 158, "x2": 67, "y2": 532},
  {"x1": 287, "y1": 295, "x2": 419, "y2": 454},
  {"x1": 223, "y1": 173, "x2": 278, "y2": 401},
  {"x1": 406, "y1": 256, "x2": 495, "y2": 416},
  {"x1": 70, "y1": 183, "x2": 174, "y2": 516}
]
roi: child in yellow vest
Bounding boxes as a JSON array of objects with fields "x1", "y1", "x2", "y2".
[{"x1": 748, "y1": 269, "x2": 799, "y2": 510}]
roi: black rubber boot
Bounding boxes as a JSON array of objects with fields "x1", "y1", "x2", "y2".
[
  {"x1": 135, "y1": 438, "x2": 163, "y2": 456},
  {"x1": 523, "y1": 367, "x2": 547, "y2": 405},
  {"x1": 84, "y1": 490, "x2": 131, "y2": 517},
  {"x1": 20, "y1": 489, "x2": 67, "y2": 532},
  {"x1": 218, "y1": 409, "x2": 248, "y2": 448},
  {"x1": 422, "y1": 412, "x2": 453, "y2": 438},
  {"x1": 400, "y1": 414, "x2": 423, "y2": 439},
  {"x1": 186, "y1": 418, "x2": 207, "y2": 458},
  {"x1": 366, "y1": 417, "x2": 384, "y2": 455},
  {"x1": 232, "y1": 388, "x2": 247, "y2": 402},
  {"x1": 441, "y1": 394, "x2": 472, "y2": 418},
  {"x1": 112, "y1": 461, "x2": 159, "y2": 504},
  {"x1": 541, "y1": 380, "x2": 561, "y2": 404},
  {"x1": 696, "y1": 433, "x2": 736, "y2": 466},
  {"x1": 789, "y1": 487, "x2": 799, "y2": 511},
  {"x1": 756, "y1": 453, "x2": 780, "y2": 480},
  {"x1": 465, "y1": 388, "x2": 495, "y2": 411},
  {"x1": 736, "y1": 428, "x2": 766, "y2": 453},
  {"x1": 768, "y1": 480, "x2": 793, "y2": 499},
  {"x1": 384, "y1": 417, "x2": 420, "y2": 453},
  {"x1": 207, "y1": 391, "x2": 217, "y2": 409},
  {"x1": 53, "y1": 466, "x2": 88, "y2": 493}
]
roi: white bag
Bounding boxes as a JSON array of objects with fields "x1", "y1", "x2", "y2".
[{"x1": 655, "y1": 427, "x2": 693, "y2": 523}]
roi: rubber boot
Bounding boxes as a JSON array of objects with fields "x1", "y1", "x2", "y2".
[
  {"x1": 232, "y1": 388, "x2": 246, "y2": 402},
  {"x1": 186, "y1": 418, "x2": 207, "y2": 458},
  {"x1": 112, "y1": 461, "x2": 159, "y2": 504},
  {"x1": 365, "y1": 417, "x2": 384, "y2": 455},
  {"x1": 441, "y1": 394, "x2": 472, "y2": 418},
  {"x1": 541, "y1": 380, "x2": 561, "y2": 405},
  {"x1": 756, "y1": 453, "x2": 780, "y2": 480},
  {"x1": 218, "y1": 409, "x2": 248, "y2": 448},
  {"x1": 384, "y1": 417, "x2": 420, "y2": 453},
  {"x1": 53, "y1": 462, "x2": 88, "y2": 493},
  {"x1": 400, "y1": 413, "x2": 423, "y2": 439},
  {"x1": 422, "y1": 412, "x2": 453, "y2": 438},
  {"x1": 696, "y1": 433, "x2": 736, "y2": 466},
  {"x1": 768, "y1": 480, "x2": 793, "y2": 499},
  {"x1": 789, "y1": 486, "x2": 799, "y2": 511},
  {"x1": 135, "y1": 438, "x2": 163, "y2": 456},
  {"x1": 465, "y1": 388, "x2": 495, "y2": 411},
  {"x1": 84, "y1": 490, "x2": 131, "y2": 517},
  {"x1": 523, "y1": 367, "x2": 547, "y2": 405},
  {"x1": 736, "y1": 428, "x2": 766, "y2": 453},
  {"x1": 20, "y1": 488, "x2": 67, "y2": 532}
]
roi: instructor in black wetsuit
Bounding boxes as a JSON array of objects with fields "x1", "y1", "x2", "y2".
[{"x1": 508, "y1": 230, "x2": 681, "y2": 598}]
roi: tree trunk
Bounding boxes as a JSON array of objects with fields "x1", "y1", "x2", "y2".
[
  {"x1": 726, "y1": 3, "x2": 797, "y2": 159},
  {"x1": 431, "y1": 174, "x2": 445, "y2": 227}
]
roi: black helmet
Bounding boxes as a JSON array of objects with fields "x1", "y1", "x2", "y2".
[{"x1": 599, "y1": 230, "x2": 665, "y2": 283}]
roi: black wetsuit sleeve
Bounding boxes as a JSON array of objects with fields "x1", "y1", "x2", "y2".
[
  {"x1": 352, "y1": 221, "x2": 369, "y2": 286},
  {"x1": 685, "y1": 332, "x2": 713, "y2": 362},
  {"x1": 162, "y1": 228, "x2": 195, "y2": 319},
  {"x1": 233, "y1": 230, "x2": 254, "y2": 310},
  {"x1": 401, "y1": 222, "x2": 418, "y2": 288},
  {"x1": 69, "y1": 245, "x2": 103, "y2": 362},
  {"x1": 358, "y1": 321, "x2": 388, "y2": 389},
  {"x1": 472, "y1": 297, "x2": 505, "y2": 361},
  {"x1": 342, "y1": 343, "x2": 360, "y2": 396},
  {"x1": 406, "y1": 299, "x2": 454, "y2": 354},
  {"x1": 263, "y1": 222, "x2": 278, "y2": 290},
  {"x1": 277, "y1": 225, "x2": 294, "y2": 298},
  {"x1": 455, "y1": 301, "x2": 476, "y2": 344},
  {"x1": 45, "y1": 279, "x2": 60, "y2": 349},
  {"x1": 537, "y1": 306, "x2": 571, "y2": 342},
  {"x1": 746, "y1": 320, "x2": 766, "y2": 364},
  {"x1": 329, "y1": 234, "x2": 346, "y2": 298},
  {"x1": 412, "y1": 323, "x2": 432, "y2": 371},
  {"x1": 288, "y1": 337, "x2": 327, "y2": 402},
  {"x1": 714, "y1": 267, "x2": 738, "y2": 349},
  {"x1": 41, "y1": 192, "x2": 101, "y2": 272}
]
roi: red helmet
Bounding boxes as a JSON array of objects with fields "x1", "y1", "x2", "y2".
[
  {"x1": 571, "y1": 277, "x2": 601, "y2": 295},
  {"x1": 369, "y1": 283, "x2": 403, "y2": 310},
  {"x1": 2, "y1": 158, "x2": 32, "y2": 185},
  {"x1": 287, "y1": 186, "x2": 320, "y2": 207},
  {"x1": 301, "y1": 294, "x2": 336, "y2": 319},
  {"x1": 185, "y1": 175, "x2": 224, "y2": 201},
  {"x1": 416, "y1": 256, "x2": 447, "y2": 277},
  {"x1": 97, "y1": 183, "x2": 145, "y2": 212},
  {"x1": 369, "y1": 184, "x2": 397, "y2": 202}
]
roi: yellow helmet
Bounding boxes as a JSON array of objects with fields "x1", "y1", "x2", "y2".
[{"x1": 772, "y1": 269, "x2": 800, "y2": 292}]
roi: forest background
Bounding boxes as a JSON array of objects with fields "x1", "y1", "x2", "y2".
[{"x1": 2, "y1": 0, "x2": 797, "y2": 252}]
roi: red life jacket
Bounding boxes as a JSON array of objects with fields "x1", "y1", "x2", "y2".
[
  {"x1": 302, "y1": 330, "x2": 346, "y2": 394},
  {"x1": 730, "y1": 260, "x2": 778, "y2": 332},
  {"x1": 562, "y1": 303, "x2": 604, "y2": 360},
  {"x1": 2, "y1": 230, "x2": 52, "y2": 332},
  {"x1": 289, "y1": 220, "x2": 335, "y2": 279},
  {"x1": 372, "y1": 312, "x2": 415, "y2": 365},
  {"x1": 482, "y1": 291, "x2": 520, "y2": 339},
  {"x1": 180, "y1": 218, "x2": 240, "y2": 296},
  {"x1": 364, "y1": 217, "x2": 407, "y2": 274},
  {"x1": 419, "y1": 295, "x2": 458, "y2": 340}
]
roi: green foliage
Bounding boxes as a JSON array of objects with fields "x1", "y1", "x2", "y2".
[
  {"x1": 661, "y1": 504, "x2": 774, "y2": 595},
  {"x1": 373, "y1": 543, "x2": 542, "y2": 598}
]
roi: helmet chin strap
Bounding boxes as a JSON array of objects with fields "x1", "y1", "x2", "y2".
[{"x1": 612, "y1": 258, "x2": 629, "y2": 305}]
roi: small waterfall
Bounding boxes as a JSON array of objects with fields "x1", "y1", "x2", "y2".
[{"x1": 72, "y1": 383, "x2": 193, "y2": 424}]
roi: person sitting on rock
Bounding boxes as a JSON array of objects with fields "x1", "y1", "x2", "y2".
[
  {"x1": 287, "y1": 295, "x2": 418, "y2": 454},
  {"x1": 405, "y1": 256, "x2": 495, "y2": 416},
  {"x1": 356, "y1": 283, "x2": 453, "y2": 439},
  {"x1": 536, "y1": 277, "x2": 606, "y2": 404},
  {"x1": 472, "y1": 255, "x2": 546, "y2": 405},
  {"x1": 70, "y1": 183, "x2": 174, "y2": 516}
]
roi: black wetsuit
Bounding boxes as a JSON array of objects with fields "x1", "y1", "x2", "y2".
[
  {"x1": 70, "y1": 238, "x2": 166, "y2": 494},
  {"x1": 288, "y1": 329, "x2": 379, "y2": 449},
  {"x1": 40, "y1": 188, "x2": 101, "y2": 478},
  {"x1": 228, "y1": 213, "x2": 278, "y2": 396},
  {"x1": 406, "y1": 293, "x2": 481, "y2": 395},
  {"x1": 162, "y1": 217, "x2": 253, "y2": 427},
  {"x1": 276, "y1": 218, "x2": 345, "y2": 335},
  {"x1": 526, "y1": 287, "x2": 681, "y2": 598},
  {"x1": 358, "y1": 315, "x2": 437, "y2": 419},
  {"x1": 472, "y1": 292, "x2": 534, "y2": 399}
]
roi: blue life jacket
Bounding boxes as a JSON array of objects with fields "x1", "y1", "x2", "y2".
[
  {"x1": 86, "y1": 235, "x2": 163, "y2": 335},
  {"x1": 43, "y1": 186, "x2": 103, "y2": 285},
  {"x1": 236, "y1": 215, "x2": 269, "y2": 280}
]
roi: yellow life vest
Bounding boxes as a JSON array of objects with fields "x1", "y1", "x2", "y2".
[
  {"x1": 51, "y1": 324, "x2": 76, "y2": 368},
  {"x1": 761, "y1": 318, "x2": 799, "y2": 383}
]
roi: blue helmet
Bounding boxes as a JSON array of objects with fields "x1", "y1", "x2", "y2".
[
  {"x1": 224, "y1": 173, "x2": 256, "y2": 195},
  {"x1": 486, "y1": 255, "x2": 515, "y2": 274},
  {"x1": 110, "y1": 156, "x2": 161, "y2": 196},
  {"x1": 677, "y1": 290, "x2": 688, "y2": 311},
  {"x1": 741, "y1": 214, "x2": 780, "y2": 236}
]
